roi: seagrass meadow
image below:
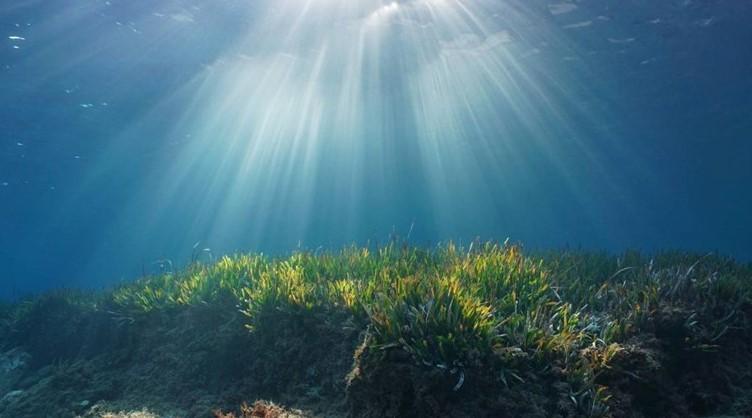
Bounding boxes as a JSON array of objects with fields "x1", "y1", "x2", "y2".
[
  {"x1": 3, "y1": 0, "x2": 752, "y2": 416},
  {"x1": 0, "y1": 242, "x2": 750, "y2": 418}
]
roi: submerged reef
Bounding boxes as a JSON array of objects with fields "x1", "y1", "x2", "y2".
[{"x1": 0, "y1": 243, "x2": 750, "y2": 417}]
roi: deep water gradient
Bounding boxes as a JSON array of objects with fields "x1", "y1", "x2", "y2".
[{"x1": 0, "y1": 0, "x2": 751, "y2": 298}]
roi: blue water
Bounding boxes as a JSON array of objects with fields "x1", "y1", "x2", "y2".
[{"x1": 1, "y1": 0, "x2": 750, "y2": 298}]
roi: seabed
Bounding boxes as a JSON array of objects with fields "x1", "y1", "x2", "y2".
[{"x1": 0, "y1": 242, "x2": 750, "y2": 418}]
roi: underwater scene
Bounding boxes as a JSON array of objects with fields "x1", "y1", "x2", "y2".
[{"x1": 1, "y1": 0, "x2": 751, "y2": 417}]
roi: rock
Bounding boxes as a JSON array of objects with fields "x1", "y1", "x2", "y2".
[{"x1": 0, "y1": 348, "x2": 30, "y2": 373}]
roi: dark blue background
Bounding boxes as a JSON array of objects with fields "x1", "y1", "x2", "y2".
[{"x1": 1, "y1": 0, "x2": 750, "y2": 298}]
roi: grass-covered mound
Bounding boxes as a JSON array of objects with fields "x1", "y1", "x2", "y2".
[{"x1": 0, "y1": 242, "x2": 750, "y2": 417}]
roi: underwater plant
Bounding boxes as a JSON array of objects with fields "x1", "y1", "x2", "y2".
[{"x1": 4, "y1": 242, "x2": 749, "y2": 417}]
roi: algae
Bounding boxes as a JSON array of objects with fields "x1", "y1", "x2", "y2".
[{"x1": 0, "y1": 243, "x2": 750, "y2": 417}]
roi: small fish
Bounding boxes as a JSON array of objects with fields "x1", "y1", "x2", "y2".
[{"x1": 608, "y1": 37, "x2": 636, "y2": 44}]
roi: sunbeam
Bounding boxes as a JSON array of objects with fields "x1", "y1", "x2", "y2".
[
  {"x1": 72, "y1": 0, "x2": 621, "y2": 269},
  {"x1": 2, "y1": 0, "x2": 750, "y2": 293},
  {"x1": 2, "y1": 1, "x2": 752, "y2": 415}
]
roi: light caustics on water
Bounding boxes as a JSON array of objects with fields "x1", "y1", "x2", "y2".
[
  {"x1": 7, "y1": 0, "x2": 637, "y2": 281},
  {"x1": 3, "y1": 0, "x2": 751, "y2": 294},
  {"x1": 85, "y1": 0, "x2": 615, "y2": 252}
]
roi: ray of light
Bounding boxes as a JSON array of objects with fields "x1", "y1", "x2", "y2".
[{"x1": 36, "y1": 0, "x2": 631, "y2": 277}]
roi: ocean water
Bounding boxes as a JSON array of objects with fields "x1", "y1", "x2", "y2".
[{"x1": 0, "y1": 0, "x2": 750, "y2": 298}]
